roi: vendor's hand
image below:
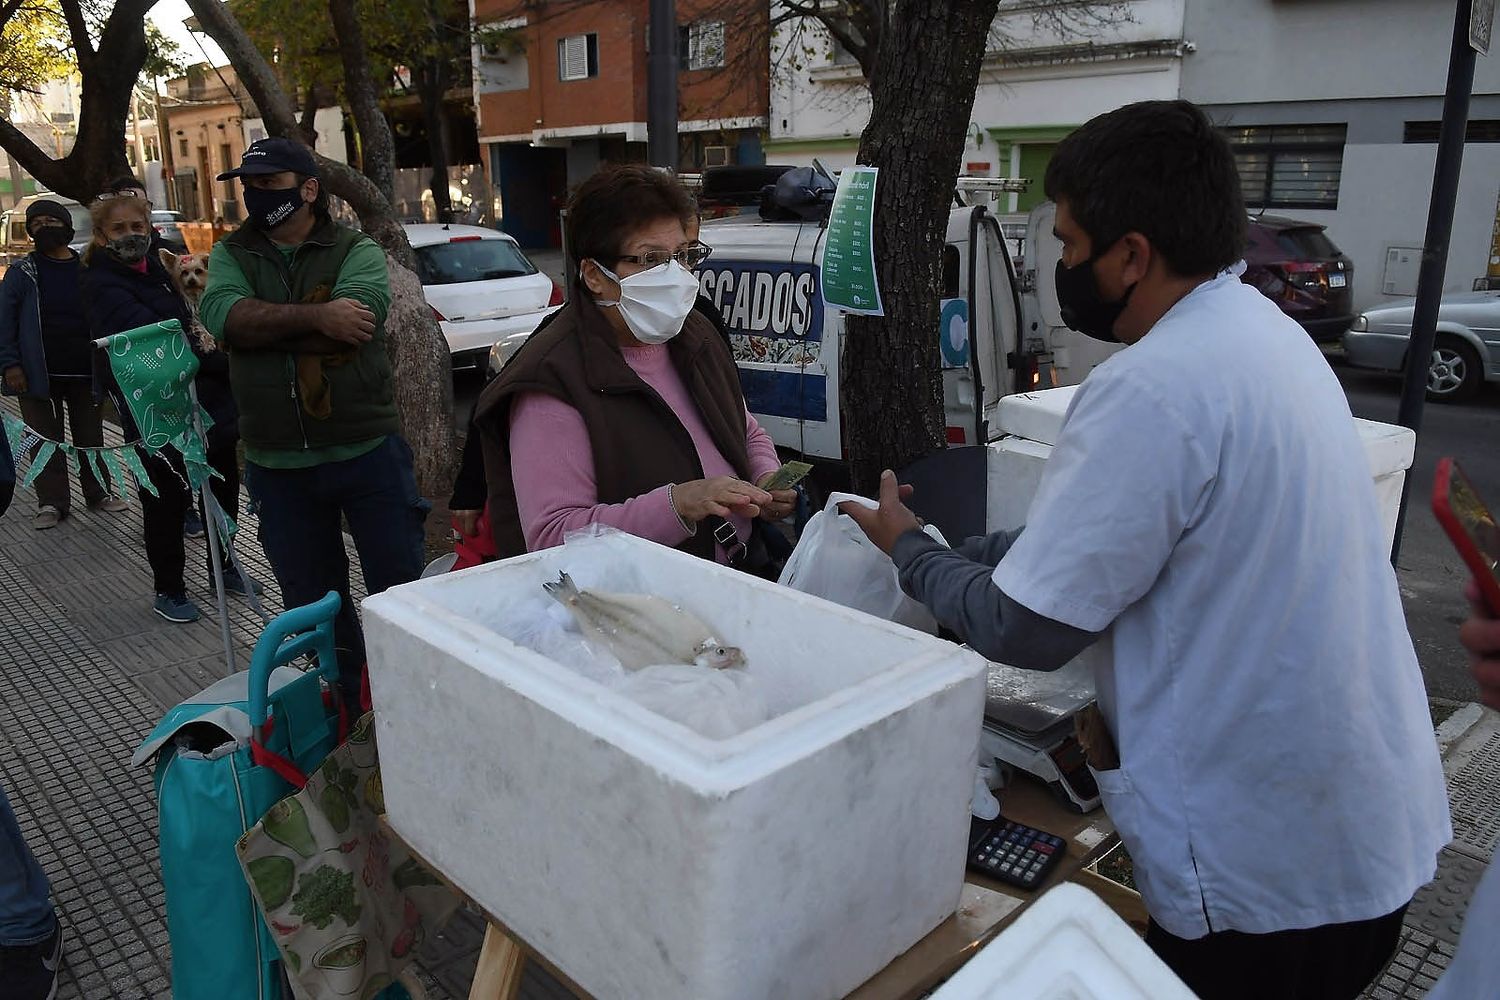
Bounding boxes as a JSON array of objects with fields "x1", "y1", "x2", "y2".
[
  {"x1": 673, "y1": 477, "x2": 772, "y2": 523},
  {"x1": 839, "y1": 470, "x2": 920, "y2": 556},
  {"x1": 452, "y1": 508, "x2": 482, "y2": 537},
  {"x1": 754, "y1": 473, "x2": 798, "y2": 521},
  {"x1": 318, "y1": 298, "x2": 376, "y2": 346},
  {"x1": 1459, "y1": 578, "x2": 1500, "y2": 712},
  {"x1": 3, "y1": 366, "x2": 26, "y2": 395}
]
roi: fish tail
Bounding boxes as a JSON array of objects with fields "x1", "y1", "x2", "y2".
[{"x1": 542, "y1": 571, "x2": 579, "y2": 604}]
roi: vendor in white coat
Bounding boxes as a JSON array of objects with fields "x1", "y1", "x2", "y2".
[{"x1": 846, "y1": 100, "x2": 1451, "y2": 1000}]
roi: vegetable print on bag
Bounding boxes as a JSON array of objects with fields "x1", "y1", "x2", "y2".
[{"x1": 237, "y1": 713, "x2": 460, "y2": 999}]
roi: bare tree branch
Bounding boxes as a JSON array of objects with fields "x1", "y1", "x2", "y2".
[
  {"x1": 0, "y1": 115, "x2": 66, "y2": 189},
  {"x1": 58, "y1": 0, "x2": 94, "y2": 61},
  {"x1": 299, "y1": 81, "x2": 318, "y2": 139},
  {"x1": 0, "y1": 0, "x2": 29, "y2": 34},
  {"x1": 184, "y1": 0, "x2": 300, "y2": 135},
  {"x1": 327, "y1": 0, "x2": 396, "y2": 204}
]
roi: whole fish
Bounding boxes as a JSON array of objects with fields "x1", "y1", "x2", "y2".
[{"x1": 543, "y1": 572, "x2": 745, "y2": 671}]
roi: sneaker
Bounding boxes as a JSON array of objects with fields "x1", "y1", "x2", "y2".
[
  {"x1": 32, "y1": 506, "x2": 61, "y2": 530},
  {"x1": 88, "y1": 494, "x2": 129, "y2": 513},
  {"x1": 183, "y1": 509, "x2": 205, "y2": 538},
  {"x1": 1, "y1": 921, "x2": 63, "y2": 1000},
  {"x1": 222, "y1": 570, "x2": 264, "y2": 597},
  {"x1": 152, "y1": 593, "x2": 201, "y2": 623}
]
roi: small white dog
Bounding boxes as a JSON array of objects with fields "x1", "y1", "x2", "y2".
[{"x1": 160, "y1": 249, "x2": 216, "y2": 351}]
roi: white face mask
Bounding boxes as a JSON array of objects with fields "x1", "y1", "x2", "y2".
[{"x1": 592, "y1": 259, "x2": 701, "y2": 345}]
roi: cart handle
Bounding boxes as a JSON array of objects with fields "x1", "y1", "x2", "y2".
[{"x1": 247, "y1": 590, "x2": 342, "y2": 730}]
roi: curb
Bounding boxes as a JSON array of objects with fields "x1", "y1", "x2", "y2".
[{"x1": 1436, "y1": 701, "x2": 1487, "y2": 759}]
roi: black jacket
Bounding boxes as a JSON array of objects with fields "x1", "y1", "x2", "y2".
[{"x1": 80, "y1": 249, "x2": 238, "y2": 449}]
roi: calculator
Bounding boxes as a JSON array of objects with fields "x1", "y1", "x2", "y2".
[{"x1": 967, "y1": 815, "x2": 1066, "y2": 890}]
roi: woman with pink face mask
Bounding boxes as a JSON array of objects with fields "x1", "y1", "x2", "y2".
[{"x1": 473, "y1": 165, "x2": 794, "y2": 575}]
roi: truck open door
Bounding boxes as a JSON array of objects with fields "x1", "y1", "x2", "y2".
[
  {"x1": 941, "y1": 205, "x2": 1026, "y2": 448},
  {"x1": 1023, "y1": 201, "x2": 1123, "y2": 385}
]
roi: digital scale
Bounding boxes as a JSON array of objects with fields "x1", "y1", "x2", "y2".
[{"x1": 978, "y1": 658, "x2": 1102, "y2": 814}]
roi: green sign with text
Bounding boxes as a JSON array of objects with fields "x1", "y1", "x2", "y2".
[{"x1": 820, "y1": 166, "x2": 884, "y2": 316}]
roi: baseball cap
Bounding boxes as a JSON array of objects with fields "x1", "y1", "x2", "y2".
[{"x1": 217, "y1": 137, "x2": 318, "y2": 181}]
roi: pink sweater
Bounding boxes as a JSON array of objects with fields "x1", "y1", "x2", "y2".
[{"x1": 509, "y1": 341, "x2": 782, "y2": 561}]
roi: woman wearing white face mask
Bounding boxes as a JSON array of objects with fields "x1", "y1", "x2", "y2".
[{"x1": 473, "y1": 164, "x2": 795, "y2": 572}]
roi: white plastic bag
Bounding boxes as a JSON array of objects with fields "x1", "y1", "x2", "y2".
[
  {"x1": 611, "y1": 665, "x2": 770, "y2": 739},
  {"x1": 777, "y1": 492, "x2": 944, "y2": 633},
  {"x1": 503, "y1": 594, "x2": 627, "y2": 684}
]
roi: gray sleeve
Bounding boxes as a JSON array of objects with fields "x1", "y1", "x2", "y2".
[
  {"x1": 891, "y1": 530, "x2": 1100, "y2": 671},
  {"x1": 953, "y1": 525, "x2": 1026, "y2": 568}
]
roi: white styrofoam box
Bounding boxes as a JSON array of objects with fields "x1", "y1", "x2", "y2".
[
  {"x1": 993, "y1": 386, "x2": 1079, "y2": 446},
  {"x1": 987, "y1": 388, "x2": 1417, "y2": 550},
  {"x1": 363, "y1": 531, "x2": 988, "y2": 1000},
  {"x1": 1355, "y1": 417, "x2": 1416, "y2": 554},
  {"x1": 986, "y1": 436, "x2": 1052, "y2": 532},
  {"x1": 929, "y1": 883, "x2": 1194, "y2": 999}
]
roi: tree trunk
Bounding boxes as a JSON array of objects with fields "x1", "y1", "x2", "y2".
[
  {"x1": 327, "y1": 0, "x2": 397, "y2": 206},
  {"x1": 415, "y1": 62, "x2": 454, "y2": 223},
  {"x1": 0, "y1": 0, "x2": 153, "y2": 203},
  {"x1": 384, "y1": 251, "x2": 455, "y2": 494},
  {"x1": 185, "y1": 0, "x2": 455, "y2": 497},
  {"x1": 841, "y1": 0, "x2": 1000, "y2": 494}
]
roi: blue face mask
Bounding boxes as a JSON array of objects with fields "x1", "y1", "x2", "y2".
[{"x1": 244, "y1": 184, "x2": 306, "y2": 230}]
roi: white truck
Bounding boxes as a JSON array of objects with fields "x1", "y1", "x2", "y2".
[{"x1": 696, "y1": 194, "x2": 1119, "y2": 491}]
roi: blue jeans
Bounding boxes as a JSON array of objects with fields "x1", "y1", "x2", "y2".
[
  {"x1": 246, "y1": 436, "x2": 430, "y2": 697},
  {"x1": 0, "y1": 783, "x2": 56, "y2": 948}
]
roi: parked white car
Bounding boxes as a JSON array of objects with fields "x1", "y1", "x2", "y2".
[
  {"x1": 404, "y1": 223, "x2": 560, "y2": 369},
  {"x1": 1342, "y1": 291, "x2": 1500, "y2": 402}
]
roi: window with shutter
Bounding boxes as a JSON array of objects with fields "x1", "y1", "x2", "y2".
[
  {"x1": 1223, "y1": 124, "x2": 1347, "y2": 210},
  {"x1": 680, "y1": 21, "x2": 725, "y2": 70},
  {"x1": 558, "y1": 33, "x2": 598, "y2": 81}
]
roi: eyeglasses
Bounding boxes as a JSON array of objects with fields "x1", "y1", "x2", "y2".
[
  {"x1": 93, "y1": 190, "x2": 153, "y2": 208},
  {"x1": 615, "y1": 241, "x2": 713, "y2": 270}
]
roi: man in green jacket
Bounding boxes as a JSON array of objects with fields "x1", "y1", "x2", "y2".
[{"x1": 200, "y1": 138, "x2": 428, "y2": 699}]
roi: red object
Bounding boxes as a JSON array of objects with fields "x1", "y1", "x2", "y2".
[
  {"x1": 250, "y1": 720, "x2": 312, "y2": 789},
  {"x1": 431, "y1": 305, "x2": 447, "y2": 322},
  {"x1": 1433, "y1": 457, "x2": 1500, "y2": 613},
  {"x1": 945, "y1": 426, "x2": 967, "y2": 445},
  {"x1": 547, "y1": 279, "x2": 564, "y2": 307},
  {"x1": 452, "y1": 507, "x2": 497, "y2": 570},
  {"x1": 448, "y1": 235, "x2": 483, "y2": 243}
]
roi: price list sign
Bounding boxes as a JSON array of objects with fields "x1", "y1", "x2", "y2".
[{"x1": 820, "y1": 165, "x2": 885, "y2": 316}]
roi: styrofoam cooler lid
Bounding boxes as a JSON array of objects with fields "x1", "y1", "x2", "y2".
[
  {"x1": 1353, "y1": 417, "x2": 1416, "y2": 478},
  {"x1": 993, "y1": 385, "x2": 1080, "y2": 446},
  {"x1": 994, "y1": 387, "x2": 1417, "y2": 482},
  {"x1": 929, "y1": 883, "x2": 1196, "y2": 999}
]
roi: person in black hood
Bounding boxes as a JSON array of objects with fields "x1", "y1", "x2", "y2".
[
  {"x1": 79, "y1": 193, "x2": 252, "y2": 624},
  {"x1": 0, "y1": 199, "x2": 130, "y2": 528}
]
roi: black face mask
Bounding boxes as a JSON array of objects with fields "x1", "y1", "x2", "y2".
[
  {"x1": 244, "y1": 185, "x2": 306, "y2": 230},
  {"x1": 32, "y1": 226, "x2": 74, "y2": 253},
  {"x1": 1054, "y1": 244, "x2": 1137, "y2": 343}
]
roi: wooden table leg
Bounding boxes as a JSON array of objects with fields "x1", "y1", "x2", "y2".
[{"x1": 469, "y1": 923, "x2": 527, "y2": 1000}]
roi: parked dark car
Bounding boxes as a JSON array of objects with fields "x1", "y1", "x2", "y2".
[{"x1": 1242, "y1": 215, "x2": 1354, "y2": 342}]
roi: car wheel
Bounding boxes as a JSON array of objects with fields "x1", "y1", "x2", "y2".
[{"x1": 1425, "y1": 337, "x2": 1482, "y2": 403}]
